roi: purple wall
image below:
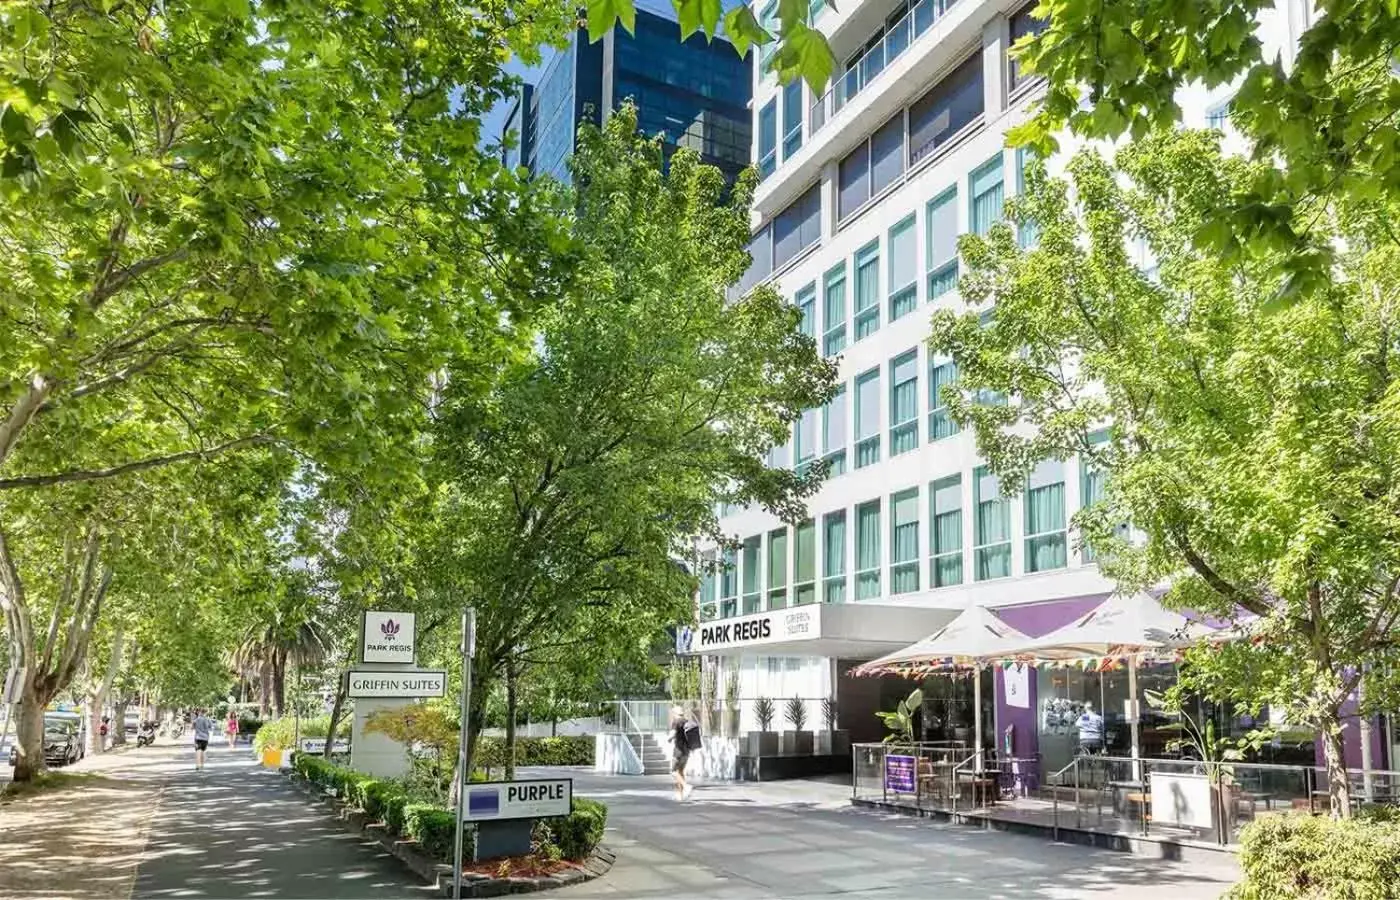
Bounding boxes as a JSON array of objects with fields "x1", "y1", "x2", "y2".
[
  {"x1": 991, "y1": 593, "x2": 1110, "y2": 779},
  {"x1": 1314, "y1": 689, "x2": 1388, "y2": 771}
]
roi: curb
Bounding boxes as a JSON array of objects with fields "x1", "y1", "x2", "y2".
[{"x1": 280, "y1": 770, "x2": 614, "y2": 897}]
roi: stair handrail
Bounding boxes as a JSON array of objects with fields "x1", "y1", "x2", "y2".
[{"x1": 617, "y1": 700, "x2": 647, "y2": 767}]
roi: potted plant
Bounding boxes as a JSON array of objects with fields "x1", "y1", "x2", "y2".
[
  {"x1": 877, "y1": 688, "x2": 923, "y2": 746},
  {"x1": 748, "y1": 696, "x2": 779, "y2": 757},
  {"x1": 1145, "y1": 689, "x2": 1266, "y2": 838},
  {"x1": 782, "y1": 697, "x2": 813, "y2": 756},
  {"x1": 702, "y1": 664, "x2": 721, "y2": 734},
  {"x1": 817, "y1": 696, "x2": 850, "y2": 756},
  {"x1": 725, "y1": 670, "x2": 741, "y2": 737}
]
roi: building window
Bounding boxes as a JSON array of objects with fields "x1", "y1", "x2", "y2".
[
  {"x1": 1015, "y1": 148, "x2": 1039, "y2": 249},
  {"x1": 740, "y1": 225, "x2": 773, "y2": 296},
  {"x1": 773, "y1": 183, "x2": 821, "y2": 270},
  {"x1": 856, "y1": 499, "x2": 881, "y2": 600},
  {"x1": 823, "y1": 511, "x2": 847, "y2": 603},
  {"x1": 970, "y1": 156, "x2": 1005, "y2": 237},
  {"x1": 794, "y1": 520, "x2": 816, "y2": 606},
  {"x1": 767, "y1": 527, "x2": 789, "y2": 609},
  {"x1": 720, "y1": 547, "x2": 738, "y2": 617},
  {"x1": 926, "y1": 187, "x2": 959, "y2": 299},
  {"x1": 742, "y1": 535, "x2": 762, "y2": 613},
  {"x1": 782, "y1": 78, "x2": 804, "y2": 159},
  {"x1": 930, "y1": 474, "x2": 963, "y2": 587},
  {"x1": 759, "y1": 1, "x2": 778, "y2": 69},
  {"x1": 854, "y1": 239, "x2": 880, "y2": 339},
  {"x1": 795, "y1": 406, "x2": 819, "y2": 474},
  {"x1": 975, "y1": 308, "x2": 1008, "y2": 406},
  {"x1": 870, "y1": 113, "x2": 905, "y2": 196},
  {"x1": 758, "y1": 99, "x2": 778, "y2": 178},
  {"x1": 855, "y1": 366, "x2": 881, "y2": 468},
  {"x1": 908, "y1": 54, "x2": 984, "y2": 166},
  {"x1": 838, "y1": 141, "x2": 870, "y2": 221},
  {"x1": 890, "y1": 487, "x2": 920, "y2": 595},
  {"x1": 974, "y1": 466, "x2": 1012, "y2": 580},
  {"x1": 889, "y1": 349, "x2": 918, "y2": 456},
  {"x1": 888, "y1": 214, "x2": 918, "y2": 321},
  {"x1": 699, "y1": 551, "x2": 718, "y2": 620},
  {"x1": 1025, "y1": 459, "x2": 1067, "y2": 572},
  {"x1": 796, "y1": 282, "x2": 816, "y2": 339},
  {"x1": 928, "y1": 358, "x2": 958, "y2": 440},
  {"x1": 822, "y1": 263, "x2": 847, "y2": 357},
  {"x1": 822, "y1": 384, "x2": 848, "y2": 476},
  {"x1": 1080, "y1": 428, "x2": 1126, "y2": 562},
  {"x1": 1008, "y1": 3, "x2": 1048, "y2": 92},
  {"x1": 768, "y1": 439, "x2": 790, "y2": 469},
  {"x1": 1207, "y1": 98, "x2": 1232, "y2": 131}
]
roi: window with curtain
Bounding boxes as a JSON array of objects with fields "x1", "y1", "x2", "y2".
[
  {"x1": 823, "y1": 511, "x2": 847, "y2": 603},
  {"x1": 970, "y1": 156, "x2": 1005, "y2": 237},
  {"x1": 870, "y1": 112, "x2": 905, "y2": 196},
  {"x1": 838, "y1": 142, "x2": 871, "y2": 220},
  {"x1": 930, "y1": 474, "x2": 963, "y2": 587},
  {"x1": 856, "y1": 500, "x2": 882, "y2": 600},
  {"x1": 742, "y1": 536, "x2": 762, "y2": 613},
  {"x1": 928, "y1": 359, "x2": 959, "y2": 440},
  {"x1": 720, "y1": 547, "x2": 738, "y2": 617},
  {"x1": 1025, "y1": 458, "x2": 1067, "y2": 572},
  {"x1": 1008, "y1": 3, "x2": 1048, "y2": 91},
  {"x1": 974, "y1": 308, "x2": 1008, "y2": 406},
  {"x1": 758, "y1": 98, "x2": 778, "y2": 179},
  {"x1": 1015, "y1": 148, "x2": 1039, "y2": 248},
  {"x1": 794, "y1": 520, "x2": 816, "y2": 605},
  {"x1": 782, "y1": 78, "x2": 804, "y2": 159},
  {"x1": 823, "y1": 384, "x2": 848, "y2": 476},
  {"x1": 796, "y1": 282, "x2": 816, "y2": 339},
  {"x1": 740, "y1": 225, "x2": 773, "y2": 296},
  {"x1": 773, "y1": 184, "x2": 821, "y2": 270},
  {"x1": 974, "y1": 466, "x2": 1011, "y2": 580},
  {"x1": 1080, "y1": 428, "x2": 1126, "y2": 562},
  {"x1": 926, "y1": 187, "x2": 959, "y2": 300},
  {"x1": 759, "y1": 1, "x2": 778, "y2": 68},
  {"x1": 796, "y1": 407, "x2": 819, "y2": 474},
  {"x1": 889, "y1": 349, "x2": 918, "y2": 455},
  {"x1": 768, "y1": 440, "x2": 790, "y2": 469},
  {"x1": 822, "y1": 264, "x2": 847, "y2": 357},
  {"x1": 890, "y1": 488, "x2": 920, "y2": 594},
  {"x1": 908, "y1": 53, "x2": 984, "y2": 165},
  {"x1": 767, "y1": 527, "x2": 788, "y2": 608},
  {"x1": 854, "y1": 240, "x2": 880, "y2": 339},
  {"x1": 699, "y1": 550, "x2": 718, "y2": 620},
  {"x1": 855, "y1": 367, "x2": 881, "y2": 468},
  {"x1": 888, "y1": 214, "x2": 918, "y2": 321}
]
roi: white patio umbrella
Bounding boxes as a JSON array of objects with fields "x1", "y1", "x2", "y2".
[
  {"x1": 854, "y1": 605, "x2": 1035, "y2": 771},
  {"x1": 1015, "y1": 591, "x2": 1226, "y2": 765}
]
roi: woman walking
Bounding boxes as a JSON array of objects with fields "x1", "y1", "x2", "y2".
[{"x1": 225, "y1": 712, "x2": 239, "y2": 748}]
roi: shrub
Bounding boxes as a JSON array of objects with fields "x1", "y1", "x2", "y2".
[
  {"x1": 383, "y1": 791, "x2": 411, "y2": 836},
  {"x1": 404, "y1": 803, "x2": 472, "y2": 861},
  {"x1": 540, "y1": 797, "x2": 608, "y2": 861},
  {"x1": 252, "y1": 716, "x2": 349, "y2": 755},
  {"x1": 476, "y1": 736, "x2": 594, "y2": 768},
  {"x1": 1230, "y1": 812, "x2": 1400, "y2": 899}
]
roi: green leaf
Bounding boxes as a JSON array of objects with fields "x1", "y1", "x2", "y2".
[
  {"x1": 723, "y1": 4, "x2": 770, "y2": 58},
  {"x1": 774, "y1": 22, "x2": 835, "y2": 92},
  {"x1": 586, "y1": 0, "x2": 626, "y2": 42}
]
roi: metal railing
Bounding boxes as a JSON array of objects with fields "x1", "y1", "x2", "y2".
[
  {"x1": 603, "y1": 698, "x2": 833, "y2": 737},
  {"x1": 808, "y1": 0, "x2": 960, "y2": 139}
]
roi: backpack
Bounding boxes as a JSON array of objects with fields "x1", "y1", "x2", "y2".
[{"x1": 682, "y1": 718, "x2": 702, "y2": 751}]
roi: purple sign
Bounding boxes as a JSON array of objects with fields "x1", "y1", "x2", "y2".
[{"x1": 884, "y1": 754, "x2": 916, "y2": 793}]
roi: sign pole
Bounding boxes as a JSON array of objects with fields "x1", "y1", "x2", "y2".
[{"x1": 453, "y1": 608, "x2": 476, "y2": 900}]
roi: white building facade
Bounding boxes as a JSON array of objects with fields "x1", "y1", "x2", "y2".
[{"x1": 690, "y1": 0, "x2": 1314, "y2": 764}]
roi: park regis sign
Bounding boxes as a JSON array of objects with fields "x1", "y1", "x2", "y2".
[
  {"x1": 361, "y1": 611, "x2": 416, "y2": 664},
  {"x1": 346, "y1": 669, "x2": 446, "y2": 699},
  {"x1": 463, "y1": 778, "x2": 573, "y2": 822}
]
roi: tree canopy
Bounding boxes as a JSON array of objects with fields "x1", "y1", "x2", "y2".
[{"x1": 929, "y1": 128, "x2": 1400, "y2": 816}]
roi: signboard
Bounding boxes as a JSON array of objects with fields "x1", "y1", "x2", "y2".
[
  {"x1": 464, "y1": 778, "x2": 573, "y2": 822},
  {"x1": 1003, "y1": 663, "x2": 1030, "y2": 710},
  {"x1": 884, "y1": 754, "x2": 916, "y2": 794},
  {"x1": 682, "y1": 606, "x2": 821, "y2": 654},
  {"x1": 361, "y1": 611, "x2": 417, "y2": 664},
  {"x1": 300, "y1": 738, "x2": 351, "y2": 754},
  {"x1": 346, "y1": 669, "x2": 446, "y2": 699}
]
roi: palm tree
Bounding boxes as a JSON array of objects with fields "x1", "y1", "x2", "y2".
[{"x1": 232, "y1": 606, "x2": 330, "y2": 719}]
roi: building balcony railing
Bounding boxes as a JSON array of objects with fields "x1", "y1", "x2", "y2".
[{"x1": 809, "y1": 0, "x2": 961, "y2": 139}]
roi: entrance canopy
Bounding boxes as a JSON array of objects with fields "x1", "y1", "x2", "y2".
[
  {"x1": 850, "y1": 605, "x2": 1033, "y2": 677},
  {"x1": 678, "y1": 603, "x2": 959, "y2": 659}
]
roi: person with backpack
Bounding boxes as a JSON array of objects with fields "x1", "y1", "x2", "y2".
[{"x1": 669, "y1": 705, "x2": 701, "y2": 801}]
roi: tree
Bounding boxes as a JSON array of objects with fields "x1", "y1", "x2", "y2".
[
  {"x1": 1014, "y1": 0, "x2": 1400, "y2": 297},
  {"x1": 927, "y1": 128, "x2": 1400, "y2": 817},
  {"x1": 232, "y1": 572, "x2": 331, "y2": 719},
  {"x1": 415, "y1": 104, "x2": 836, "y2": 777}
]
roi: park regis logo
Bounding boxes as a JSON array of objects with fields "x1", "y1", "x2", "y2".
[{"x1": 381, "y1": 619, "x2": 401, "y2": 640}]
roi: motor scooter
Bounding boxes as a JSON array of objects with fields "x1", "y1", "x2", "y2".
[{"x1": 136, "y1": 722, "x2": 156, "y2": 747}]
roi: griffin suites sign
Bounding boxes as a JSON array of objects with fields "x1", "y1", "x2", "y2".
[{"x1": 361, "y1": 611, "x2": 417, "y2": 664}]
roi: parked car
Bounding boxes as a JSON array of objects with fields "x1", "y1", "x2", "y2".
[
  {"x1": 43, "y1": 715, "x2": 82, "y2": 766},
  {"x1": 124, "y1": 711, "x2": 140, "y2": 736}
]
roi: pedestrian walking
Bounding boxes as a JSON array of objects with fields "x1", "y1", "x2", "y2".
[
  {"x1": 191, "y1": 708, "x2": 214, "y2": 771},
  {"x1": 668, "y1": 705, "x2": 701, "y2": 801},
  {"x1": 225, "y1": 712, "x2": 239, "y2": 748}
]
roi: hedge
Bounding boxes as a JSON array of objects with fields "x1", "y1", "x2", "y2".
[
  {"x1": 1230, "y1": 812, "x2": 1400, "y2": 899},
  {"x1": 288, "y1": 753, "x2": 605, "y2": 863},
  {"x1": 476, "y1": 736, "x2": 594, "y2": 768},
  {"x1": 253, "y1": 716, "x2": 349, "y2": 755}
]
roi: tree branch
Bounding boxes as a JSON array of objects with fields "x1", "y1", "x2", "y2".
[{"x1": 0, "y1": 434, "x2": 276, "y2": 490}]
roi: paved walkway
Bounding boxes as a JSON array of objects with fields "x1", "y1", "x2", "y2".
[{"x1": 539, "y1": 769, "x2": 1242, "y2": 900}]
